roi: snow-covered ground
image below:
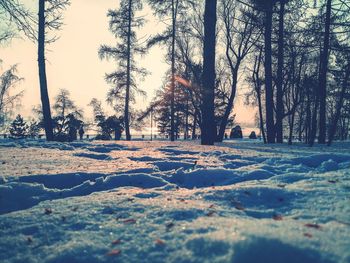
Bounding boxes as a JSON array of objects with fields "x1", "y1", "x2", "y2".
[{"x1": 0, "y1": 139, "x2": 349, "y2": 263}]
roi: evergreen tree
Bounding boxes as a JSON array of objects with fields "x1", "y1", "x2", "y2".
[
  {"x1": 99, "y1": 0, "x2": 146, "y2": 141},
  {"x1": 9, "y1": 114, "x2": 28, "y2": 139},
  {"x1": 28, "y1": 120, "x2": 40, "y2": 138},
  {"x1": 52, "y1": 89, "x2": 80, "y2": 136},
  {"x1": 147, "y1": 0, "x2": 195, "y2": 141}
]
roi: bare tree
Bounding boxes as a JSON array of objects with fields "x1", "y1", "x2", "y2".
[
  {"x1": 251, "y1": 48, "x2": 267, "y2": 143},
  {"x1": 1, "y1": 0, "x2": 69, "y2": 140},
  {"x1": 275, "y1": 0, "x2": 286, "y2": 143},
  {"x1": 328, "y1": 61, "x2": 350, "y2": 145},
  {"x1": 216, "y1": 0, "x2": 260, "y2": 142},
  {"x1": 318, "y1": 0, "x2": 332, "y2": 144},
  {"x1": 38, "y1": 0, "x2": 70, "y2": 141},
  {"x1": 0, "y1": 64, "x2": 23, "y2": 128}
]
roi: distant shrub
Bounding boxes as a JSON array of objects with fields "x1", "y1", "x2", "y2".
[
  {"x1": 249, "y1": 131, "x2": 257, "y2": 139},
  {"x1": 28, "y1": 121, "x2": 41, "y2": 138}
]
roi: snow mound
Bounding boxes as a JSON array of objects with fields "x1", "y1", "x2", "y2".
[
  {"x1": 167, "y1": 169, "x2": 237, "y2": 188},
  {"x1": 287, "y1": 153, "x2": 350, "y2": 168},
  {"x1": 0, "y1": 172, "x2": 169, "y2": 214},
  {"x1": 230, "y1": 237, "x2": 332, "y2": 263},
  {"x1": 85, "y1": 145, "x2": 122, "y2": 153},
  {"x1": 17, "y1": 172, "x2": 109, "y2": 189}
]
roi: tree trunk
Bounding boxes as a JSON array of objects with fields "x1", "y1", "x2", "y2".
[
  {"x1": 170, "y1": 0, "x2": 177, "y2": 142},
  {"x1": 305, "y1": 81, "x2": 312, "y2": 143},
  {"x1": 264, "y1": 2, "x2": 275, "y2": 143},
  {"x1": 184, "y1": 97, "x2": 189, "y2": 140},
  {"x1": 309, "y1": 87, "x2": 319, "y2": 146},
  {"x1": 288, "y1": 110, "x2": 295, "y2": 145},
  {"x1": 253, "y1": 50, "x2": 266, "y2": 144},
  {"x1": 318, "y1": 0, "x2": 332, "y2": 144},
  {"x1": 124, "y1": 0, "x2": 132, "y2": 141},
  {"x1": 192, "y1": 114, "x2": 197, "y2": 139},
  {"x1": 276, "y1": 0, "x2": 285, "y2": 143},
  {"x1": 38, "y1": 0, "x2": 54, "y2": 141},
  {"x1": 257, "y1": 86, "x2": 266, "y2": 144},
  {"x1": 201, "y1": 0, "x2": 217, "y2": 145},
  {"x1": 150, "y1": 109, "x2": 153, "y2": 141}
]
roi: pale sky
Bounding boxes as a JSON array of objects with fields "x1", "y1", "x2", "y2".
[{"x1": 1, "y1": 0, "x2": 256, "y2": 129}]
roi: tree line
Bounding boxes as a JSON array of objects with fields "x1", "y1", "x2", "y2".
[{"x1": 1, "y1": 0, "x2": 349, "y2": 146}]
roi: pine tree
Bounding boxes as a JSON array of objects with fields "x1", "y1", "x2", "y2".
[
  {"x1": 147, "y1": 0, "x2": 194, "y2": 141},
  {"x1": 9, "y1": 114, "x2": 28, "y2": 139},
  {"x1": 28, "y1": 121, "x2": 40, "y2": 138},
  {"x1": 99, "y1": 0, "x2": 146, "y2": 141},
  {"x1": 52, "y1": 89, "x2": 80, "y2": 136}
]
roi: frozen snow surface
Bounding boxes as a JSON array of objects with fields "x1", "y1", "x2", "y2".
[{"x1": 0, "y1": 139, "x2": 350, "y2": 263}]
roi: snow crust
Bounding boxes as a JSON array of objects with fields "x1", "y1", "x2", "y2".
[{"x1": 0, "y1": 139, "x2": 349, "y2": 262}]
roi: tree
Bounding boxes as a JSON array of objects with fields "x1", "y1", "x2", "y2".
[
  {"x1": 201, "y1": 0, "x2": 218, "y2": 145},
  {"x1": 0, "y1": 64, "x2": 23, "y2": 128},
  {"x1": 28, "y1": 120, "x2": 40, "y2": 138},
  {"x1": 95, "y1": 115, "x2": 124, "y2": 141},
  {"x1": 49, "y1": 89, "x2": 83, "y2": 141},
  {"x1": 262, "y1": 0, "x2": 275, "y2": 143},
  {"x1": 52, "y1": 89, "x2": 81, "y2": 136},
  {"x1": 216, "y1": 0, "x2": 260, "y2": 142},
  {"x1": 250, "y1": 48, "x2": 267, "y2": 143},
  {"x1": 9, "y1": 114, "x2": 28, "y2": 139},
  {"x1": 318, "y1": 0, "x2": 332, "y2": 144},
  {"x1": 89, "y1": 98, "x2": 105, "y2": 122},
  {"x1": 275, "y1": 0, "x2": 286, "y2": 143},
  {"x1": 37, "y1": 0, "x2": 69, "y2": 141},
  {"x1": 0, "y1": 0, "x2": 37, "y2": 42},
  {"x1": 328, "y1": 51, "x2": 350, "y2": 145},
  {"x1": 88, "y1": 98, "x2": 125, "y2": 141},
  {"x1": 66, "y1": 113, "x2": 82, "y2": 141},
  {"x1": 1, "y1": 0, "x2": 69, "y2": 141},
  {"x1": 306, "y1": 0, "x2": 350, "y2": 145},
  {"x1": 99, "y1": 0, "x2": 146, "y2": 141},
  {"x1": 147, "y1": 0, "x2": 194, "y2": 141}
]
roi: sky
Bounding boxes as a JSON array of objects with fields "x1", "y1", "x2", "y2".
[{"x1": 1, "y1": 0, "x2": 256, "y2": 132}]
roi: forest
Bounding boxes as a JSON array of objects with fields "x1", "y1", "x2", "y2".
[{"x1": 1, "y1": 0, "x2": 350, "y2": 146}]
